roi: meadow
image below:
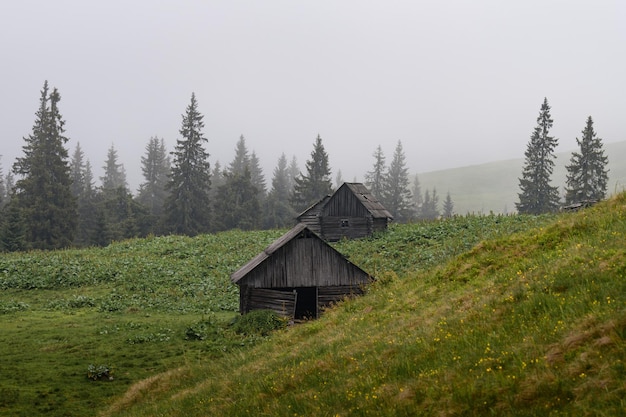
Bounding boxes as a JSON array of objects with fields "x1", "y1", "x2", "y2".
[{"x1": 1, "y1": 194, "x2": 624, "y2": 416}]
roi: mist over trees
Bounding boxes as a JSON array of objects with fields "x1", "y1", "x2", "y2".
[{"x1": 0, "y1": 85, "x2": 615, "y2": 251}]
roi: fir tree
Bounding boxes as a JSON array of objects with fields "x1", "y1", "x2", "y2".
[
  {"x1": 335, "y1": 169, "x2": 344, "y2": 189},
  {"x1": 101, "y1": 144, "x2": 127, "y2": 191},
  {"x1": 287, "y1": 156, "x2": 299, "y2": 193},
  {"x1": 249, "y1": 151, "x2": 266, "y2": 198},
  {"x1": 229, "y1": 135, "x2": 250, "y2": 175},
  {"x1": 290, "y1": 135, "x2": 333, "y2": 212},
  {"x1": 365, "y1": 145, "x2": 386, "y2": 200},
  {"x1": 412, "y1": 174, "x2": 424, "y2": 215},
  {"x1": 565, "y1": 116, "x2": 609, "y2": 204},
  {"x1": 162, "y1": 93, "x2": 212, "y2": 236},
  {"x1": 265, "y1": 153, "x2": 296, "y2": 228},
  {"x1": 137, "y1": 136, "x2": 171, "y2": 220},
  {"x1": 75, "y1": 160, "x2": 99, "y2": 247},
  {"x1": 212, "y1": 169, "x2": 260, "y2": 232},
  {"x1": 381, "y1": 141, "x2": 414, "y2": 222},
  {"x1": 419, "y1": 188, "x2": 440, "y2": 220},
  {"x1": 0, "y1": 200, "x2": 27, "y2": 252},
  {"x1": 516, "y1": 98, "x2": 560, "y2": 214},
  {"x1": 69, "y1": 143, "x2": 87, "y2": 198},
  {"x1": 12, "y1": 81, "x2": 77, "y2": 250},
  {"x1": 4, "y1": 171, "x2": 14, "y2": 206},
  {"x1": 442, "y1": 191, "x2": 454, "y2": 218}
]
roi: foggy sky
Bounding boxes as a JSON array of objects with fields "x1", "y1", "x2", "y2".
[{"x1": 1, "y1": 1, "x2": 625, "y2": 191}]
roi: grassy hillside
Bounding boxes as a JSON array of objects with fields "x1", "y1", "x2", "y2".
[
  {"x1": 0, "y1": 213, "x2": 559, "y2": 416},
  {"x1": 96, "y1": 193, "x2": 626, "y2": 417},
  {"x1": 419, "y1": 139, "x2": 626, "y2": 215}
]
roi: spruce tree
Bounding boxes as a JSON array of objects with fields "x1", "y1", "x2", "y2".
[
  {"x1": 442, "y1": 191, "x2": 454, "y2": 218},
  {"x1": 163, "y1": 93, "x2": 212, "y2": 236},
  {"x1": 516, "y1": 98, "x2": 560, "y2": 214},
  {"x1": 290, "y1": 135, "x2": 333, "y2": 212},
  {"x1": 213, "y1": 169, "x2": 260, "y2": 231},
  {"x1": 101, "y1": 144, "x2": 128, "y2": 191},
  {"x1": 287, "y1": 156, "x2": 299, "y2": 193},
  {"x1": 137, "y1": 136, "x2": 171, "y2": 219},
  {"x1": 381, "y1": 141, "x2": 414, "y2": 222},
  {"x1": 412, "y1": 174, "x2": 423, "y2": 215},
  {"x1": 365, "y1": 145, "x2": 386, "y2": 200},
  {"x1": 565, "y1": 116, "x2": 609, "y2": 204},
  {"x1": 229, "y1": 135, "x2": 250, "y2": 175},
  {"x1": 249, "y1": 151, "x2": 266, "y2": 198},
  {"x1": 12, "y1": 81, "x2": 77, "y2": 249},
  {"x1": 265, "y1": 153, "x2": 296, "y2": 228},
  {"x1": 75, "y1": 160, "x2": 99, "y2": 246}
]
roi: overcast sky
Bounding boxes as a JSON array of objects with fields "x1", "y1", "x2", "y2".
[{"x1": 1, "y1": 1, "x2": 625, "y2": 191}]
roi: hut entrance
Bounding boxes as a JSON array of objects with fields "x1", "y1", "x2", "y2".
[{"x1": 294, "y1": 287, "x2": 318, "y2": 319}]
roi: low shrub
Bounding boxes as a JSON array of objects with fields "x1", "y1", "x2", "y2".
[{"x1": 231, "y1": 310, "x2": 287, "y2": 336}]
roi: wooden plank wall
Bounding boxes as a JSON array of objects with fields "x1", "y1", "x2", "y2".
[
  {"x1": 243, "y1": 287, "x2": 297, "y2": 318},
  {"x1": 321, "y1": 216, "x2": 371, "y2": 241},
  {"x1": 318, "y1": 285, "x2": 364, "y2": 308},
  {"x1": 241, "y1": 238, "x2": 371, "y2": 288}
]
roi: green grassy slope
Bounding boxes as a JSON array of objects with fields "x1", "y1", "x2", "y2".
[
  {"x1": 102, "y1": 193, "x2": 626, "y2": 417},
  {"x1": 419, "y1": 139, "x2": 626, "y2": 214}
]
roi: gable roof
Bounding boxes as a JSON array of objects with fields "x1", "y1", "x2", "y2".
[
  {"x1": 230, "y1": 223, "x2": 370, "y2": 285},
  {"x1": 231, "y1": 223, "x2": 311, "y2": 284},
  {"x1": 296, "y1": 183, "x2": 393, "y2": 220},
  {"x1": 340, "y1": 183, "x2": 393, "y2": 219}
]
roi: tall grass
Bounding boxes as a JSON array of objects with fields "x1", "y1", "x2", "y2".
[{"x1": 102, "y1": 193, "x2": 626, "y2": 416}]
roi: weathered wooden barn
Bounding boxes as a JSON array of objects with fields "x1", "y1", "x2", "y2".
[
  {"x1": 296, "y1": 182, "x2": 393, "y2": 241},
  {"x1": 230, "y1": 223, "x2": 373, "y2": 319}
]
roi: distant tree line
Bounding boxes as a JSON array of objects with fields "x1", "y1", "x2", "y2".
[{"x1": 0, "y1": 85, "x2": 609, "y2": 251}]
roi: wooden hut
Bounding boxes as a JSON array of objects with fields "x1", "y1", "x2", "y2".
[
  {"x1": 296, "y1": 182, "x2": 393, "y2": 241},
  {"x1": 231, "y1": 223, "x2": 373, "y2": 319}
]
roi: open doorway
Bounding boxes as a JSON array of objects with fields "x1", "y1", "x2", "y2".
[{"x1": 294, "y1": 287, "x2": 318, "y2": 319}]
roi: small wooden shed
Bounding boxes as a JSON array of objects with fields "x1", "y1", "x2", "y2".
[
  {"x1": 297, "y1": 182, "x2": 393, "y2": 241},
  {"x1": 230, "y1": 223, "x2": 373, "y2": 319}
]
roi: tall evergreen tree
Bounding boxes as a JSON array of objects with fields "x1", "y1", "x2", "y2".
[
  {"x1": 213, "y1": 169, "x2": 260, "y2": 231},
  {"x1": 75, "y1": 160, "x2": 99, "y2": 246},
  {"x1": 0, "y1": 200, "x2": 27, "y2": 252},
  {"x1": 162, "y1": 93, "x2": 212, "y2": 236},
  {"x1": 69, "y1": 143, "x2": 87, "y2": 198},
  {"x1": 412, "y1": 174, "x2": 424, "y2": 215},
  {"x1": 265, "y1": 153, "x2": 296, "y2": 229},
  {"x1": 335, "y1": 169, "x2": 344, "y2": 189},
  {"x1": 419, "y1": 188, "x2": 440, "y2": 220},
  {"x1": 4, "y1": 171, "x2": 14, "y2": 206},
  {"x1": 101, "y1": 144, "x2": 127, "y2": 191},
  {"x1": 442, "y1": 191, "x2": 454, "y2": 218},
  {"x1": 137, "y1": 136, "x2": 171, "y2": 219},
  {"x1": 229, "y1": 135, "x2": 250, "y2": 175},
  {"x1": 287, "y1": 156, "x2": 299, "y2": 193},
  {"x1": 365, "y1": 145, "x2": 386, "y2": 200},
  {"x1": 516, "y1": 98, "x2": 560, "y2": 214},
  {"x1": 290, "y1": 135, "x2": 333, "y2": 212},
  {"x1": 249, "y1": 151, "x2": 266, "y2": 198},
  {"x1": 565, "y1": 116, "x2": 609, "y2": 204},
  {"x1": 12, "y1": 81, "x2": 77, "y2": 250},
  {"x1": 381, "y1": 141, "x2": 414, "y2": 222}
]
